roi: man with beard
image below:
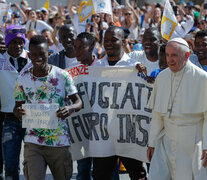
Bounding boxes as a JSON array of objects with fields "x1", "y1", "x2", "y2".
[
  {"x1": 0, "y1": 25, "x2": 31, "y2": 180},
  {"x1": 93, "y1": 26, "x2": 146, "y2": 180},
  {"x1": 48, "y1": 25, "x2": 79, "y2": 69},
  {"x1": 193, "y1": 30, "x2": 207, "y2": 71},
  {"x1": 128, "y1": 27, "x2": 161, "y2": 76}
]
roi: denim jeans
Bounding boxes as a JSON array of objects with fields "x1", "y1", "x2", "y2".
[
  {"x1": 2, "y1": 118, "x2": 25, "y2": 180},
  {"x1": 77, "y1": 158, "x2": 93, "y2": 180},
  {"x1": 77, "y1": 158, "x2": 120, "y2": 180}
]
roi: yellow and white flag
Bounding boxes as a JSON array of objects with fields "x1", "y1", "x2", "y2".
[
  {"x1": 0, "y1": 3, "x2": 9, "y2": 26},
  {"x1": 78, "y1": 0, "x2": 95, "y2": 23},
  {"x1": 78, "y1": 0, "x2": 112, "y2": 23},
  {"x1": 161, "y1": 0, "x2": 177, "y2": 41}
]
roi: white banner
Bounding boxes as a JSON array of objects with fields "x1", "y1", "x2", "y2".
[
  {"x1": 0, "y1": 3, "x2": 9, "y2": 26},
  {"x1": 66, "y1": 66, "x2": 153, "y2": 162},
  {"x1": 22, "y1": 103, "x2": 59, "y2": 129}
]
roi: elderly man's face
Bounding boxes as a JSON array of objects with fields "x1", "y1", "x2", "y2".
[{"x1": 166, "y1": 42, "x2": 188, "y2": 73}]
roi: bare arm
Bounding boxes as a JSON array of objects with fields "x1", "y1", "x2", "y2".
[
  {"x1": 15, "y1": 3, "x2": 27, "y2": 23},
  {"x1": 67, "y1": 0, "x2": 76, "y2": 19},
  {"x1": 126, "y1": 0, "x2": 139, "y2": 26},
  {"x1": 13, "y1": 101, "x2": 26, "y2": 121},
  {"x1": 144, "y1": 3, "x2": 156, "y2": 24},
  {"x1": 56, "y1": 93, "x2": 82, "y2": 119}
]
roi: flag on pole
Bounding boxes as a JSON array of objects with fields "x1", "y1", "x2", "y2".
[
  {"x1": 0, "y1": 3, "x2": 9, "y2": 27},
  {"x1": 161, "y1": 0, "x2": 177, "y2": 41},
  {"x1": 78, "y1": 0, "x2": 112, "y2": 23},
  {"x1": 78, "y1": 0, "x2": 95, "y2": 23},
  {"x1": 93, "y1": 0, "x2": 112, "y2": 15},
  {"x1": 43, "y1": 0, "x2": 49, "y2": 10}
]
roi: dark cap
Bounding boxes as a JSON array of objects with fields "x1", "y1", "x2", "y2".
[
  {"x1": 120, "y1": 27, "x2": 130, "y2": 39},
  {"x1": 187, "y1": 1, "x2": 194, "y2": 7}
]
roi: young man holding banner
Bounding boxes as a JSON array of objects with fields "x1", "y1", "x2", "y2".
[
  {"x1": 13, "y1": 35, "x2": 82, "y2": 180},
  {"x1": 93, "y1": 26, "x2": 146, "y2": 180}
]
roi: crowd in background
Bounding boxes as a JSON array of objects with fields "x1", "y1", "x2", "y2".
[{"x1": 0, "y1": 0, "x2": 207, "y2": 179}]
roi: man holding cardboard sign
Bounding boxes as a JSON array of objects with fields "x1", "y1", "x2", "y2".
[{"x1": 13, "y1": 35, "x2": 82, "y2": 180}]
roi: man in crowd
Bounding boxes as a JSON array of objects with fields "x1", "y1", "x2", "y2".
[
  {"x1": 0, "y1": 25, "x2": 31, "y2": 179},
  {"x1": 93, "y1": 26, "x2": 146, "y2": 180},
  {"x1": 193, "y1": 30, "x2": 207, "y2": 71},
  {"x1": 128, "y1": 27, "x2": 161, "y2": 76},
  {"x1": 147, "y1": 38, "x2": 207, "y2": 180},
  {"x1": 48, "y1": 25, "x2": 79, "y2": 69},
  {"x1": 13, "y1": 35, "x2": 82, "y2": 180}
]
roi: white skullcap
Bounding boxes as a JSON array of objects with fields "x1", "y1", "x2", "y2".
[{"x1": 168, "y1": 38, "x2": 189, "y2": 48}]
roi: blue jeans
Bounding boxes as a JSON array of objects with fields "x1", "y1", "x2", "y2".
[
  {"x1": 77, "y1": 158, "x2": 93, "y2": 180},
  {"x1": 77, "y1": 158, "x2": 120, "y2": 180},
  {"x1": 2, "y1": 118, "x2": 25, "y2": 180}
]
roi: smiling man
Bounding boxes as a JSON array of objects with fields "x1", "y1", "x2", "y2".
[
  {"x1": 48, "y1": 24, "x2": 79, "y2": 69},
  {"x1": 0, "y1": 25, "x2": 31, "y2": 180},
  {"x1": 147, "y1": 38, "x2": 207, "y2": 180},
  {"x1": 128, "y1": 27, "x2": 161, "y2": 76},
  {"x1": 193, "y1": 30, "x2": 207, "y2": 71},
  {"x1": 93, "y1": 26, "x2": 146, "y2": 180},
  {"x1": 13, "y1": 35, "x2": 82, "y2": 180}
]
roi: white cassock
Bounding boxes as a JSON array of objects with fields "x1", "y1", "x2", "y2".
[{"x1": 148, "y1": 61, "x2": 207, "y2": 180}]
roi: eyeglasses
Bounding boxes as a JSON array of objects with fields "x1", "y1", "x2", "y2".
[
  {"x1": 129, "y1": 42, "x2": 135, "y2": 46},
  {"x1": 6, "y1": 28, "x2": 26, "y2": 35},
  {"x1": 125, "y1": 13, "x2": 132, "y2": 16}
]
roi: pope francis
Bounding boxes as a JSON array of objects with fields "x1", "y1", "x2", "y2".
[{"x1": 147, "y1": 38, "x2": 207, "y2": 180}]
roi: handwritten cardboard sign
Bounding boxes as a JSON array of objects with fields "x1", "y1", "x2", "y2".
[{"x1": 22, "y1": 103, "x2": 59, "y2": 129}]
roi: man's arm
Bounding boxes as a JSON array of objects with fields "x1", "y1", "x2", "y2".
[
  {"x1": 13, "y1": 101, "x2": 26, "y2": 121},
  {"x1": 56, "y1": 93, "x2": 82, "y2": 119},
  {"x1": 67, "y1": 0, "x2": 76, "y2": 19}
]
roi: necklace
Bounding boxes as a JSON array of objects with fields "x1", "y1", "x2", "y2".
[
  {"x1": 167, "y1": 67, "x2": 186, "y2": 118},
  {"x1": 30, "y1": 65, "x2": 52, "y2": 101}
]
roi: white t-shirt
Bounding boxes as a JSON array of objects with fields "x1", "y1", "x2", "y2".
[
  {"x1": 128, "y1": 50, "x2": 159, "y2": 75},
  {"x1": 25, "y1": 20, "x2": 53, "y2": 35},
  {"x1": 65, "y1": 56, "x2": 79, "y2": 68}
]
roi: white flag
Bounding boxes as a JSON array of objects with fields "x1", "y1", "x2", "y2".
[
  {"x1": 93, "y1": 0, "x2": 112, "y2": 15},
  {"x1": 161, "y1": 0, "x2": 177, "y2": 41}
]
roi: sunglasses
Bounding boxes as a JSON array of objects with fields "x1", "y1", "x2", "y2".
[
  {"x1": 6, "y1": 28, "x2": 26, "y2": 35},
  {"x1": 94, "y1": 15, "x2": 100, "y2": 18},
  {"x1": 125, "y1": 13, "x2": 132, "y2": 16},
  {"x1": 129, "y1": 42, "x2": 136, "y2": 46}
]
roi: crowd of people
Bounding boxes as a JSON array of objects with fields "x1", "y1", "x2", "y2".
[{"x1": 0, "y1": 0, "x2": 207, "y2": 179}]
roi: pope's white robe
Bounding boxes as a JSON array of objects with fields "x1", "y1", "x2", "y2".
[{"x1": 148, "y1": 61, "x2": 207, "y2": 180}]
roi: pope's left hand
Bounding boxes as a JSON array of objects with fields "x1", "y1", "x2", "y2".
[{"x1": 201, "y1": 149, "x2": 207, "y2": 167}]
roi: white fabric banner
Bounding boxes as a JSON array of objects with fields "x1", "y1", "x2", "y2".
[
  {"x1": 22, "y1": 103, "x2": 59, "y2": 129},
  {"x1": 66, "y1": 66, "x2": 153, "y2": 162},
  {"x1": 0, "y1": 3, "x2": 9, "y2": 26}
]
